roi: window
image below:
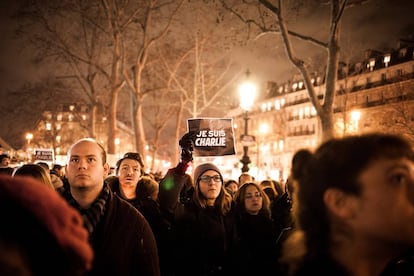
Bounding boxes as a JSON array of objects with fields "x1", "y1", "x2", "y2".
[
  {"x1": 367, "y1": 58, "x2": 375, "y2": 71},
  {"x1": 399, "y1": 48, "x2": 407, "y2": 58},
  {"x1": 383, "y1": 54, "x2": 391, "y2": 67},
  {"x1": 275, "y1": 100, "x2": 281, "y2": 110},
  {"x1": 267, "y1": 102, "x2": 272, "y2": 111}
]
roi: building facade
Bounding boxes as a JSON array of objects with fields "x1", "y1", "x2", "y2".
[{"x1": 229, "y1": 42, "x2": 414, "y2": 182}]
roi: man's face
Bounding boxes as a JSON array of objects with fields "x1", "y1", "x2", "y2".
[
  {"x1": 117, "y1": 159, "x2": 141, "y2": 188},
  {"x1": 351, "y1": 158, "x2": 414, "y2": 248},
  {"x1": 56, "y1": 167, "x2": 65, "y2": 177},
  {"x1": 1, "y1": 157, "x2": 10, "y2": 167},
  {"x1": 65, "y1": 140, "x2": 109, "y2": 189}
]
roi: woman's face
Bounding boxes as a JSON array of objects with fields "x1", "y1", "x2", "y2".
[
  {"x1": 244, "y1": 184, "x2": 263, "y2": 215},
  {"x1": 198, "y1": 170, "x2": 222, "y2": 205}
]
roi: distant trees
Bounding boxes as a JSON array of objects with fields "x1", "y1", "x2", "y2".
[
  {"x1": 220, "y1": 0, "x2": 370, "y2": 142},
  {"x1": 12, "y1": 0, "x2": 246, "y2": 164}
]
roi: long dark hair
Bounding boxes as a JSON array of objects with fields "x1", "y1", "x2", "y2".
[{"x1": 283, "y1": 133, "x2": 414, "y2": 272}]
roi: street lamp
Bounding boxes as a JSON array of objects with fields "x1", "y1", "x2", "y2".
[
  {"x1": 239, "y1": 70, "x2": 256, "y2": 173},
  {"x1": 349, "y1": 110, "x2": 361, "y2": 134},
  {"x1": 25, "y1": 133, "x2": 33, "y2": 145}
]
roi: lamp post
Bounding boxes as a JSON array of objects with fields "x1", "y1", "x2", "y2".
[
  {"x1": 239, "y1": 70, "x2": 256, "y2": 173},
  {"x1": 257, "y1": 123, "x2": 269, "y2": 178}
]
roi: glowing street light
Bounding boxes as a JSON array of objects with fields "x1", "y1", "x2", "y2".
[
  {"x1": 350, "y1": 110, "x2": 361, "y2": 133},
  {"x1": 239, "y1": 69, "x2": 257, "y2": 173},
  {"x1": 25, "y1": 133, "x2": 33, "y2": 145}
]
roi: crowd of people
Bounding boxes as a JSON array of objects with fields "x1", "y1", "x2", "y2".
[{"x1": 1, "y1": 131, "x2": 414, "y2": 276}]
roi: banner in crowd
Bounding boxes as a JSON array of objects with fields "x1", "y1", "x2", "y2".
[
  {"x1": 33, "y1": 148, "x2": 54, "y2": 162},
  {"x1": 187, "y1": 117, "x2": 236, "y2": 156}
]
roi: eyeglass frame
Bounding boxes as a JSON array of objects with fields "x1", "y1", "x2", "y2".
[{"x1": 198, "y1": 174, "x2": 222, "y2": 183}]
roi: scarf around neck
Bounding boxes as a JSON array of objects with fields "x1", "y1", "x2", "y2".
[{"x1": 62, "y1": 183, "x2": 110, "y2": 235}]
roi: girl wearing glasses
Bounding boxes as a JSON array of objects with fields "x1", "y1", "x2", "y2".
[{"x1": 170, "y1": 162, "x2": 235, "y2": 276}]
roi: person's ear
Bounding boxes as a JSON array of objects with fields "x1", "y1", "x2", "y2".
[
  {"x1": 103, "y1": 163, "x2": 110, "y2": 178},
  {"x1": 324, "y1": 188, "x2": 356, "y2": 219}
]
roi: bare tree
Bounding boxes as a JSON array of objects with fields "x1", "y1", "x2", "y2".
[
  {"x1": 155, "y1": 0, "x2": 249, "y2": 162},
  {"x1": 159, "y1": 31, "x2": 242, "y2": 162},
  {"x1": 121, "y1": 0, "x2": 185, "y2": 157},
  {"x1": 143, "y1": 89, "x2": 176, "y2": 172},
  {"x1": 221, "y1": 0, "x2": 370, "y2": 142},
  {"x1": 15, "y1": 1, "x2": 126, "y2": 152}
]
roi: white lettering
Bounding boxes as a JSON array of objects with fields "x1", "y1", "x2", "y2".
[{"x1": 195, "y1": 137, "x2": 226, "y2": 146}]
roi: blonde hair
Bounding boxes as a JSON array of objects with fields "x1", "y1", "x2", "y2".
[{"x1": 13, "y1": 164, "x2": 54, "y2": 190}]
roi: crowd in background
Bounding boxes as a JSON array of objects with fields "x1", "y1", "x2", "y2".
[{"x1": 1, "y1": 132, "x2": 414, "y2": 275}]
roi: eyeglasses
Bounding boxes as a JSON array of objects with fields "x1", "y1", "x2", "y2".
[{"x1": 199, "y1": 175, "x2": 221, "y2": 183}]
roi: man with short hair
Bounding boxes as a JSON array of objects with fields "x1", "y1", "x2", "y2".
[
  {"x1": 0, "y1": 154, "x2": 10, "y2": 168},
  {"x1": 238, "y1": 172, "x2": 254, "y2": 187},
  {"x1": 61, "y1": 138, "x2": 160, "y2": 276},
  {"x1": 0, "y1": 154, "x2": 13, "y2": 175}
]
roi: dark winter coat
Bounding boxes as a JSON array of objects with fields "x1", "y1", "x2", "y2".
[
  {"x1": 64, "y1": 183, "x2": 160, "y2": 276},
  {"x1": 171, "y1": 202, "x2": 235, "y2": 276},
  {"x1": 290, "y1": 251, "x2": 414, "y2": 276},
  {"x1": 108, "y1": 178, "x2": 173, "y2": 276},
  {"x1": 231, "y1": 212, "x2": 279, "y2": 275}
]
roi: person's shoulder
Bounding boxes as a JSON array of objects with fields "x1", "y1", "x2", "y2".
[
  {"x1": 105, "y1": 175, "x2": 119, "y2": 187},
  {"x1": 0, "y1": 167, "x2": 14, "y2": 175},
  {"x1": 113, "y1": 193, "x2": 142, "y2": 213},
  {"x1": 292, "y1": 255, "x2": 347, "y2": 276}
]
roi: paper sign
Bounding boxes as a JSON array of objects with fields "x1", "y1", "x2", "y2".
[
  {"x1": 187, "y1": 118, "x2": 236, "y2": 156},
  {"x1": 33, "y1": 148, "x2": 55, "y2": 162}
]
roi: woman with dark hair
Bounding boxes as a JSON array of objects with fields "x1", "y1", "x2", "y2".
[
  {"x1": 170, "y1": 162, "x2": 235, "y2": 276},
  {"x1": 231, "y1": 182, "x2": 279, "y2": 274},
  {"x1": 282, "y1": 133, "x2": 414, "y2": 276}
]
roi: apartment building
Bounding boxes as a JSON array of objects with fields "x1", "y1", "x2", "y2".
[{"x1": 229, "y1": 42, "x2": 414, "y2": 181}]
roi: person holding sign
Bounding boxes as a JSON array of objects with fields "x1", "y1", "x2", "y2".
[{"x1": 158, "y1": 132, "x2": 236, "y2": 276}]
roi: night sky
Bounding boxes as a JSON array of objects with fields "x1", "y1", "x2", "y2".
[
  {"x1": 1, "y1": 0, "x2": 413, "y2": 91},
  {"x1": 0, "y1": 0, "x2": 413, "y2": 148}
]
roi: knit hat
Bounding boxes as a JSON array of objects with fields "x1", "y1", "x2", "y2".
[
  {"x1": 0, "y1": 175, "x2": 94, "y2": 275},
  {"x1": 193, "y1": 163, "x2": 222, "y2": 183}
]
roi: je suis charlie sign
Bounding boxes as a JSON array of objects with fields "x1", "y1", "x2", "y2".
[{"x1": 187, "y1": 118, "x2": 236, "y2": 157}]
